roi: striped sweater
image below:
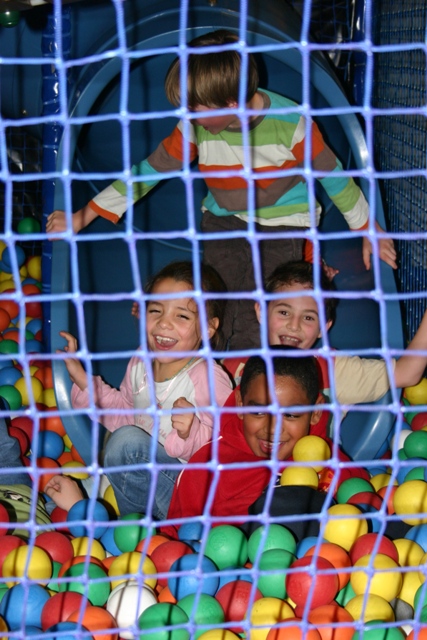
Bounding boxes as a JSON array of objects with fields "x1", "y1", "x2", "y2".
[{"x1": 90, "y1": 89, "x2": 369, "y2": 230}]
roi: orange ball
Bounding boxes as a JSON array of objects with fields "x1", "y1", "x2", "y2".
[
  {"x1": 266, "y1": 619, "x2": 322, "y2": 640},
  {"x1": 304, "y1": 543, "x2": 352, "y2": 591},
  {"x1": 35, "y1": 457, "x2": 61, "y2": 491},
  {"x1": 136, "y1": 534, "x2": 171, "y2": 556},
  {"x1": 34, "y1": 366, "x2": 53, "y2": 389},
  {"x1": 58, "y1": 451, "x2": 74, "y2": 466},
  {"x1": 40, "y1": 412, "x2": 66, "y2": 437},
  {"x1": 0, "y1": 308, "x2": 10, "y2": 332},
  {"x1": 67, "y1": 606, "x2": 118, "y2": 640},
  {"x1": 407, "y1": 631, "x2": 427, "y2": 640},
  {"x1": 157, "y1": 585, "x2": 177, "y2": 604},
  {"x1": 0, "y1": 299, "x2": 19, "y2": 320},
  {"x1": 377, "y1": 486, "x2": 396, "y2": 514},
  {"x1": 307, "y1": 605, "x2": 355, "y2": 640},
  {"x1": 58, "y1": 555, "x2": 105, "y2": 579}
]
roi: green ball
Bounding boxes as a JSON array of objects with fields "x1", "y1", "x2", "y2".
[
  {"x1": 17, "y1": 217, "x2": 41, "y2": 234},
  {"x1": 138, "y1": 603, "x2": 190, "y2": 640},
  {"x1": 0, "y1": 10, "x2": 20, "y2": 27},
  {"x1": 177, "y1": 594, "x2": 224, "y2": 639},
  {"x1": 114, "y1": 513, "x2": 149, "y2": 552},
  {"x1": 59, "y1": 562, "x2": 110, "y2": 607},
  {"x1": 414, "y1": 583, "x2": 427, "y2": 610},
  {"x1": 403, "y1": 467, "x2": 425, "y2": 482},
  {"x1": 335, "y1": 580, "x2": 356, "y2": 606},
  {"x1": 397, "y1": 448, "x2": 408, "y2": 461},
  {"x1": 204, "y1": 525, "x2": 248, "y2": 570},
  {"x1": 336, "y1": 477, "x2": 375, "y2": 504},
  {"x1": 352, "y1": 621, "x2": 405, "y2": 640},
  {"x1": 0, "y1": 384, "x2": 22, "y2": 410},
  {"x1": 47, "y1": 561, "x2": 62, "y2": 593},
  {"x1": 247, "y1": 524, "x2": 296, "y2": 563},
  {"x1": 0, "y1": 340, "x2": 19, "y2": 355},
  {"x1": 404, "y1": 431, "x2": 427, "y2": 459},
  {"x1": 256, "y1": 548, "x2": 295, "y2": 599}
]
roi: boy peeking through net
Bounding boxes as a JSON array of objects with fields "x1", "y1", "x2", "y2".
[{"x1": 47, "y1": 29, "x2": 396, "y2": 350}]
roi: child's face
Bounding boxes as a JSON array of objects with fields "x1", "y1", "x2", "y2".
[
  {"x1": 146, "y1": 278, "x2": 218, "y2": 360},
  {"x1": 236, "y1": 373, "x2": 321, "y2": 461},
  {"x1": 191, "y1": 103, "x2": 240, "y2": 135},
  {"x1": 255, "y1": 283, "x2": 332, "y2": 350}
]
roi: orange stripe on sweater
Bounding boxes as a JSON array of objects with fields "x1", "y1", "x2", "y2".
[
  {"x1": 163, "y1": 128, "x2": 197, "y2": 162},
  {"x1": 90, "y1": 200, "x2": 120, "y2": 223}
]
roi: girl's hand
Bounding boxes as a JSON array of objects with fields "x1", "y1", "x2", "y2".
[
  {"x1": 172, "y1": 397, "x2": 195, "y2": 440},
  {"x1": 362, "y1": 222, "x2": 397, "y2": 271},
  {"x1": 58, "y1": 331, "x2": 88, "y2": 390},
  {"x1": 44, "y1": 474, "x2": 85, "y2": 512},
  {"x1": 131, "y1": 302, "x2": 140, "y2": 319}
]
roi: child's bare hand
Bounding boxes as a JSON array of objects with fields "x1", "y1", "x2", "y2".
[
  {"x1": 46, "y1": 210, "x2": 67, "y2": 236},
  {"x1": 58, "y1": 331, "x2": 88, "y2": 390},
  {"x1": 321, "y1": 261, "x2": 339, "y2": 281},
  {"x1": 362, "y1": 223, "x2": 397, "y2": 271},
  {"x1": 131, "y1": 302, "x2": 140, "y2": 319},
  {"x1": 44, "y1": 474, "x2": 84, "y2": 512},
  {"x1": 172, "y1": 397, "x2": 195, "y2": 440}
]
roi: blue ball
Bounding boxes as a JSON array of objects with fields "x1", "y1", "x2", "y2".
[
  {"x1": 0, "y1": 366, "x2": 22, "y2": 386},
  {"x1": 25, "y1": 339, "x2": 43, "y2": 354},
  {"x1": 46, "y1": 622, "x2": 93, "y2": 640},
  {"x1": 0, "y1": 359, "x2": 15, "y2": 371},
  {"x1": 358, "y1": 504, "x2": 382, "y2": 533},
  {"x1": 296, "y1": 536, "x2": 326, "y2": 558},
  {"x1": 2, "y1": 246, "x2": 26, "y2": 270},
  {"x1": 26, "y1": 318, "x2": 42, "y2": 335},
  {"x1": 100, "y1": 525, "x2": 122, "y2": 556},
  {"x1": 218, "y1": 566, "x2": 253, "y2": 590},
  {"x1": 0, "y1": 584, "x2": 50, "y2": 630},
  {"x1": 178, "y1": 521, "x2": 204, "y2": 542},
  {"x1": 168, "y1": 554, "x2": 219, "y2": 600},
  {"x1": 66, "y1": 499, "x2": 110, "y2": 539},
  {"x1": 405, "y1": 524, "x2": 427, "y2": 552},
  {"x1": 36, "y1": 431, "x2": 64, "y2": 459}
]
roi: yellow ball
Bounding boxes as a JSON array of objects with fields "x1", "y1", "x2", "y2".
[
  {"x1": 19, "y1": 265, "x2": 27, "y2": 279},
  {"x1": 198, "y1": 632, "x2": 241, "y2": 640},
  {"x1": 0, "y1": 279, "x2": 15, "y2": 292},
  {"x1": 0, "y1": 615, "x2": 8, "y2": 640},
  {"x1": 0, "y1": 241, "x2": 7, "y2": 259},
  {"x1": 323, "y1": 504, "x2": 368, "y2": 551},
  {"x1": 400, "y1": 570, "x2": 423, "y2": 607},
  {"x1": 393, "y1": 480, "x2": 427, "y2": 525},
  {"x1": 292, "y1": 435, "x2": 331, "y2": 472},
  {"x1": 108, "y1": 552, "x2": 157, "y2": 591},
  {"x1": 62, "y1": 461, "x2": 89, "y2": 480},
  {"x1": 370, "y1": 473, "x2": 397, "y2": 492},
  {"x1": 249, "y1": 597, "x2": 295, "y2": 640},
  {"x1": 280, "y1": 465, "x2": 319, "y2": 489},
  {"x1": 26, "y1": 256, "x2": 42, "y2": 281},
  {"x1": 350, "y1": 553, "x2": 402, "y2": 602},
  {"x1": 394, "y1": 538, "x2": 425, "y2": 567},
  {"x1": 103, "y1": 484, "x2": 120, "y2": 516},
  {"x1": 345, "y1": 594, "x2": 395, "y2": 622},
  {"x1": 71, "y1": 536, "x2": 106, "y2": 561},
  {"x1": 14, "y1": 376, "x2": 43, "y2": 406},
  {"x1": 404, "y1": 378, "x2": 427, "y2": 405},
  {"x1": 3, "y1": 545, "x2": 52, "y2": 586},
  {"x1": 418, "y1": 551, "x2": 427, "y2": 584},
  {"x1": 41, "y1": 387, "x2": 57, "y2": 408},
  {"x1": 63, "y1": 433, "x2": 73, "y2": 449}
]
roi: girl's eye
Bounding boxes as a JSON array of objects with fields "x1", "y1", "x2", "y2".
[
  {"x1": 304, "y1": 315, "x2": 315, "y2": 322},
  {"x1": 178, "y1": 314, "x2": 190, "y2": 320}
]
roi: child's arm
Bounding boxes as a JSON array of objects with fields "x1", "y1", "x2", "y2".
[
  {"x1": 46, "y1": 203, "x2": 99, "y2": 236},
  {"x1": 58, "y1": 331, "x2": 88, "y2": 391},
  {"x1": 44, "y1": 475, "x2": 85, "y2": 512},
  {"x1": 362, "y1": 221, "x2": 397, "y2": 271},
  {"x1": 394, "y1": 310, "x2": 427, "y2": 388},
  {"x1": 171, "y1": 397, "x2": 195, "y2": 441}
]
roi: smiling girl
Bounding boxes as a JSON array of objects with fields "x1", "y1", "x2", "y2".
[{"x1": 59, "y1": 261, "x2": 232, "y2": 519}]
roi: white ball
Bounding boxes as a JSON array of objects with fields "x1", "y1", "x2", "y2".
[
  {"x1": 391, "y1": 428, "x2": 413, "y2": 451},
  {"x1": 106, "y1": 580, "x2": 158, "y2": 639}
]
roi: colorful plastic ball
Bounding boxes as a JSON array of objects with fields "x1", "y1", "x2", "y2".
[
  {"x1": 36, "y1": 430, "x2": 64, "y2": 459},
  {"x1": 394, "y1": 537, "x2": 424, "y2": 567},
  {"x1": 61, "y1": 461, "x2": 89, "y2": 479},
  {"x1": 0, "y1": 503, "x2": 9, "y2": 536},
  {"x1": 350, "y1": 553, "x2": 402, "y2": 601},
  {"x1": 336, "y1": 477, "x2": 375, "y2": 504},
  {"x1": 352, "y1": 623, "x2": 405, "y2": 640},
  {"x1": 407, "y1": 630, "x2": 427, "y2": 640},
  {"x1": 137, "y1": 534, "x2": 171, "y2": 556},
  {"x1": 335, "y1": 581, "x2": 356, "y2": 607},
  {"x1": 178, "y1": 521, "x2": 203, "y2": 542},
  {"x1": 26, "y1": 338, "x2": 43, "y2": 352},
  {"x1": 71, "y1": 536, "x2": 106, "y2": 561},
  {"x1": 151, "y1": 541, "x2": 194, "y2": 588},
  {"x1": 42, "y1": 591, "x2": 88, "y2": 630},
  {"x1": 0, "y1": 308, "x2": 10, "y2": 332},
  {"x1": 0, "y1": 583, "x2": 50, "y2": 630},
  {"x1": 168, "y1": 555, "x2": 219, "y2": 600},
  {"x1": 66, "y1": 499, "x2": 110, "y2": 539},
  {"x1": 26, "y1": 256, "x2": 42, "y2": 281},
  {"x1": 249, "y1": 597, "x2": 295, "y2": 640},
  {"x1": 17, "y1": 217, "x2": 41, "y2": 234},
  {"x1": 286, "y1": 556, "x2": 339, "y2": 609},
  {"x1": 178, "y1": 593, "x2": 225, "y2": 639},
  {"x1": 1, "y1": 246, "x2": 26, "y2": 271},
  {"x1": 411, "y1": 412, "x2": 427, "y2": 431},
  {"x1": 100, "y1": 526, "x2": 122, "y2": 557},
  {"x1": 292, "y1": 435, "x2": 331, "y2": 471},
  {"x1": 39, "y1": 411, "x2": 65, "y2": 436},
  {"x1": 393, "y1": 480, "x2": 427, "y2": 525},
  {"x1": 404, "y1": 378, "x2": 427, "y2": 405},
  {"x1": 399, "y1": 570, "x2": 423, "y2": 607},
  {"x1": 198, "y1": 632, "x2": 241, "y2": 640},
  {"x1": 0, "y1": 384, "x2": 21, "y2": 410},
  {"x1": 248, "y1": 524, "x2": 297, "y2": 563},
  {"x1": 256, "y1": 548, "x2": 295, "y2": 598},
  {"x1": 280, "y1": 465, "x2": 319, "y2": 489},
  {"x1": 391, "y1": 429, "x2": 413, "y2": 451},
  {"x1": 307, "y1": 604, "x2": 355, "y2": 640},
  {"x1": 103, "y1": 484, "x2": 120, "y2": 515},
  {"x1": 344, "y1": 594, "x2": 395, "y2": 623},
  {"x1": 0, "y1": 535, "x2": 26, "y2": 575},
  {"x1": 305, "y1": 542, "x2": 352, "y2": 591},
  {"x1": 26, "y1": 317, "x2": 42, "y2": 335},
  {"x1": 10, "y1": 415, "x2": 33, "y2": 439},
  {"x1": 2, "y1": 544, "x2": 52, "y2": 586},
  {"x1": 45, "y1": 621, "x2": 92, "y2": 640},
  {"x1": 266, "y1": 619, "x2": 322, "y2": 640},
  {"x1": 347, "y1": 491, "x2": 383, "y2": 511},
  {"x1": 14, "y1": 375, "x2": 43, "y2": 405},
  {"x1": 138, "y1": 603, "x2": 190, "y2": 640},
  {"x1": 34, "y1": 456, "x2": 61, "y2": 492},
  {"x1": 349, "y1": 533, "x2": 399, "y2": 565},
  {"x1": 323, "y1": 504, "x2": 368, "y2": 551},
  {"x1": 296, "y1": 536, "x2": 325, "y2": 558},
  {"x1": 404, "y1": 431, "x2": 427, "y2": 459},
  {"x1": 8, "y1": 424, "x2": 30, "y2": 455},
  {"x1": 0, "y1": 299, "x2": 18, "y2": 321},
  {"x1": 66, "y1": 605, "x2": 119, "y2": 640},
  {"x1": 106, "y1": 582, "x2": 158, "y2": 639},
  {"x1": 108, "y1": 552, "x2": 157, "y2": 591},
  {"x1": 0, "y1": 366, "x2": 21, "y2": 387},
  {"x1": 217, "y1": 567, "x2": 253, "y2": 591},
  {"x1": 60, "y1": 562, "x2": 110, "y2": 607},
  {"x1": 215, "y1": 580, "x2": 263, "y2": 633},
  {"x1": 35, "y1": 531, "x2": 74, "y2": 565},
  {"x1": 405, "y1": 523, "x2": 427, "y2": 552},
  {"x1": 114, "y1": 513, "x2": 148, "y2": 552},
  {"x1": 204, "y1": 525, "x2": 248, "y2": 570}
]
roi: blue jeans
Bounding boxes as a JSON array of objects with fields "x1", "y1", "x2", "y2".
[
  {"x1": 103, "y1": 426, "x2": 181, "y2": 521},
  {"x1": 0, "y1": 417, "x2": 31, "y2": 487}
]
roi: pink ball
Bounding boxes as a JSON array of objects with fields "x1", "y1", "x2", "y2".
[{"x1": 286, "y1": 556, "x2": 339, "y2": 609}]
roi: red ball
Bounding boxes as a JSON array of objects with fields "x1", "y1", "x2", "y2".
[
  {"x1": 150, "y1": 540, "x2": 194, "y2": 587},
  {"x1": 8, "y1": 425, "x2": 30, "y2": 456},
  {"x1": 35, "y1": 531, "x2": 74, "y2": 565},
  {"x1": 411, "y1": 412, "x2": 427, "y2": 431},
  {"x1": 347, "y1": 491, "x2": 383, "y2": 510},
  {"x1": 50, "y1": 506, "x2": 70, "y2": 533},
  {"x1": 0, "y1": 503, "x2": 10, "y2": 536},
  {"x1": 10, "y1": 416, "x2": 33, "y2": 440},
  {"x1": 25, "y1": 300, "x2": 42, "y2": 319},
  {"x1": 0, "y1": 308, "x2": 10, "y2": 332},
  {"x1": 0, "y1": 535, "x2": 26, "y2": 575},
  {"x1": 215, "y1": 580, "x2": 263, "y2": 633},
  {"x1": 286, "y1": 556, "x2": 339, "y2": 610},
  {"x1": 41, "y1": 591, "x2": 87, "y2": 630},
  {"x1": 349, "y1": 532, "x2": 399, "y2": 565}
]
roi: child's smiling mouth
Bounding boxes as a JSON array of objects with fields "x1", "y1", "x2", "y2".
[
  {"x1": 153, "y1": 335, "x2": 177, "y2": 350},
  {"x1": 279, "y1": 334, "x2": 302, "y2": 347},
  {"x1": 258, "y1": 439, "x2": 286, "y2": 455}
]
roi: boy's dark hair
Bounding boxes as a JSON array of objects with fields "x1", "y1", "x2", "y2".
[
  {"x1": 145, "y1": 260, "x2": 227, "y2": 349},
  {"x1": 165, "y1": 29, "x2": 259, "y2": 109},
  {"x1": 240, "y1": 346, "x2": 320, "y2": 405},
  {"x1": 264, "y1": 260, "x2": 337, "y2": 324}
]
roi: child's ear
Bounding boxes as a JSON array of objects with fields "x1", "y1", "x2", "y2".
[
  {"x1": 226, "y1": 99, "x2": 238, "y2": 109},
  {"x1": 310, "y1": 393, "x2": 325, "y2": 426},
  {"x1": 235, "y1": 387, "x2": 244, "y2": 419},
  {"x1": 207, "y1": 317, "x2": 220, "y2": 339},
  {"x1": 254, "y1": 302, "x2": 261, "y2": 324},
  {"x1": 317, "y1": 319, "x2": 333, "y2": 339}
]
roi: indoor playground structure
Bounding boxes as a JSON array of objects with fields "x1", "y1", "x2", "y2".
[{"x1": 0, "y1": 0, "x2": 426, "y2": 637}]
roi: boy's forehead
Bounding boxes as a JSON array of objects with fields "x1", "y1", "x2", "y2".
[
  {"x1": 242, "y1": 372, "x2": 310, "y2": 404},
  {"x1": 271, "y1": 284, "x2": 319, "y2": 309}
]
